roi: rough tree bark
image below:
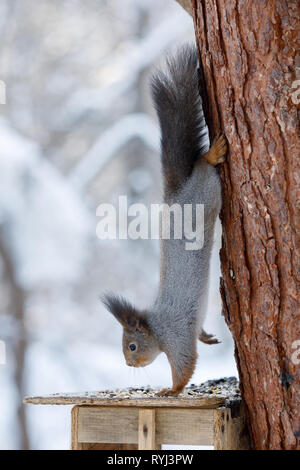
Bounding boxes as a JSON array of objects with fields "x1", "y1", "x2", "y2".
[{"x1": 190, "y1": 0, "x2": 300, "y2": 450}]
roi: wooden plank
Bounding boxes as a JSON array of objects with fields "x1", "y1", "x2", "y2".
[
  {"x1": 78, "y1": 407, "x2": 139, "y2": 444},
  {"x1": 71, "y1": 406, "x2": 84, "y2": 450},
  {"x1": 214, "y1": 407, "x2": 228, "y2": 450},
  {"x1": 156, "y1": 409, "x2": 214, "y2": 446},
  {"x1": 24, "y1": 392, "x2": 225, "y2": 409},
  {"x1": 213, "y1": 404, "x2": 250, "y2": 450},
  {"x1": 138, "y1": 409, "x2": 157, "y2": 450},
  {"x1": 80, "y1": 443, "x2": 138, "y2": 450},
  {"x1": 74, "y1": 404, "x2": 252, "y2": 450},
  {"x1": 76, "y1": 406, "x2": 215, "y2": 446}
]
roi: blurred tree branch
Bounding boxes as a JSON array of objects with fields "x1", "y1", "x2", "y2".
[
  {"x1": 60, "y1": 11, "x2": 191, "y2": 128},
  {"x1": 69, "y1": 113, "x2": 160, "y2": 191},
  {"x1": 0, "y1": 236, "x2": 29, "y2": 450}
]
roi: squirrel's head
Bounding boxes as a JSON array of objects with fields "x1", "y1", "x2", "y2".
[{"x1": 102, "y1": 294, "x2": 161, "y2": 367}]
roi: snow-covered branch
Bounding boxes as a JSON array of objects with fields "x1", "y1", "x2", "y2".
[
  {"x1": 69, "y1": 113, "x2": 160, "y2": 192},
  {"x1": 59, "y1": 11, "x2": 192, "y2": 127},
  {"x1": 0, "y1": 118, "x2": 91, "y2": 288}
]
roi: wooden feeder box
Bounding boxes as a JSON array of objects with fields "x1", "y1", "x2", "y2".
[{"x1": 24, "y1": 379, "x2": 250, "y2": 450}]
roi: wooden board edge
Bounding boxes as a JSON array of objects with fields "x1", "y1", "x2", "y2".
[{"x1": 23, "y1": 396, "x2": 226, "y2": 408}]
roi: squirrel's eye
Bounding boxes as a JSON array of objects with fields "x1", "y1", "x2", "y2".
[{"x1": 129, "y1": 343, "x2": 137, "y2": 352}]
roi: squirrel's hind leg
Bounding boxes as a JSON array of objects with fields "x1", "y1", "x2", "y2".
[
  {"x1": 199, "y1": 329, "x2": 221, "y2": 345},
  {"x1": 202, "y1": 134, "x2": 227, "y2": 166}
]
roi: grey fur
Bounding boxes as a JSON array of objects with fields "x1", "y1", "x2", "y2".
[{"x1": 102, "y1": 45, "x2": 222, "y2": 394}]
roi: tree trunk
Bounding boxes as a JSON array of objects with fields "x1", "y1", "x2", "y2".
[
  {"x1": 0, "y1": 238, "x2": 30, "y2": 450},
  {"x1": 191, "y1": 0, "x2": 300, "y2": 450}
]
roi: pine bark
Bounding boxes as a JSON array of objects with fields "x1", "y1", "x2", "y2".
[{"x1": 192, "y1": 0, "x2": 300, "y2": 449}]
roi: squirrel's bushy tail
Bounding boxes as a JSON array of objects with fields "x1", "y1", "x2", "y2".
[{"x1": 151, "y1": 45, "x2": 209, "y2": 187}]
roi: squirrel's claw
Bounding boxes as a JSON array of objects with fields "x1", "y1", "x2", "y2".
[
  {"x1": 199, "y1": 329, "x2": 221, "y2": 345},
  {"x1": 202, "y1": 337, "x2": 221, "y2": 345},
  {"x1": 203, "y1": 133, "x2": 227, "y2": 166},
  {"x1": 156, "y1": 388, "x2": 181, "y2": 397}
]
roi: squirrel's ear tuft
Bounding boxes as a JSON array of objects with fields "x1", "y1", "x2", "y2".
[{"x1": 101, "y1": 293, "x2": 147, "y2": 332}]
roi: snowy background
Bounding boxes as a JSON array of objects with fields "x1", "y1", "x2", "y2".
[{"x1": 0, "y1": 0, "x2": 237, "y2": 450}]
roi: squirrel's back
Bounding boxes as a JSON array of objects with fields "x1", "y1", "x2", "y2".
[
  {"x1": 150, "y1": 45, "x2": 221, "y2": 336},
  {"x1": 151, "y1": 45, "x2": 209, "y2": 194}
]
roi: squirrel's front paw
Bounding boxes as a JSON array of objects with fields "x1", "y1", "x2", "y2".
[
  {"x1": 204, "y1": 133, "x2": 227, "y2": 166},
  {"x1": 156, "y1": 388, "x2": 181, "y2": 397},
  {"x1": 213, "y1": 134, "x2": 227, "y2": 164}
]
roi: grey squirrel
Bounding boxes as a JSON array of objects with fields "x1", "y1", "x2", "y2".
[{"x1": 102, "y1": 45, "x2": 227, "y2": 396}]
